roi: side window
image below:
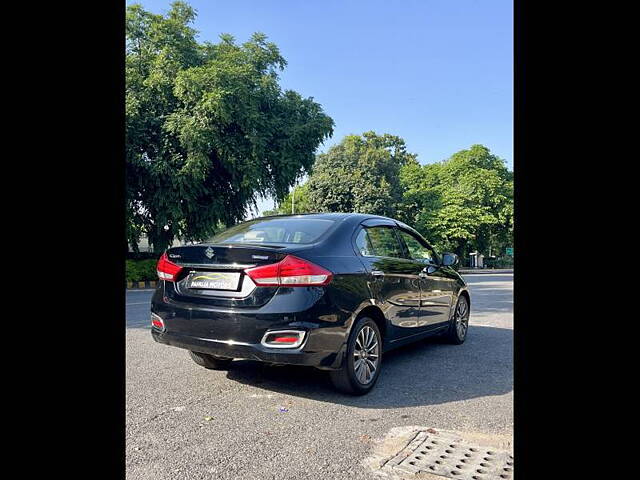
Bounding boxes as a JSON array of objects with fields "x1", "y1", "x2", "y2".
[
  {"x1": 362, "y1": 226, "x2": 404, "y2": 258},
  {"x1": 355, "y1": 229, "x2": 375, "y2": 256},
  {"x1": 399, "y1": 230, "x2": 436, "y2": 264}
]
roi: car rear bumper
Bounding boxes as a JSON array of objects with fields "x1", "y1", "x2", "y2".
[
  {"x1": 150, "y1": 281, "x2": 355, "y2": 369},
  {"x1": 151, "y1": 328, "x2": 346, "y2": 369}
]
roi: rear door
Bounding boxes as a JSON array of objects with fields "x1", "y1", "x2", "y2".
[
  {"x1": 396, "y1": 228, "x2": 453, "y2": 327},
  {"x1": 354, "y1": 220, "x2": 422, "y2": 339}
]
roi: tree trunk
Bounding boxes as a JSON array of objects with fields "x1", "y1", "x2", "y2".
[
  {"x1": 149, "y1": 226, "x2": 174, "y2": 254},
  {"x1": 128, "y1": 237, "x2": 139, "y2": 255}
]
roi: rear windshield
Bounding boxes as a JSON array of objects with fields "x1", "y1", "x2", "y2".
[{"x1": 209, "y1": 218, "x2": 335, "y2": 245}]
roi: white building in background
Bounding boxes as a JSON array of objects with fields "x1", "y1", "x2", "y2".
[{"x1": 469, "y1": 252, "x2": 484, "y2": 269}]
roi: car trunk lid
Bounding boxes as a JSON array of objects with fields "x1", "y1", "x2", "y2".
[{"x1": 164, "y1": 244, "x2": 287, "y2": 307}]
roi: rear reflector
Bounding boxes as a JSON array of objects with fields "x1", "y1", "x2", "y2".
[
  {"x1": 151, "y1": 313, "x2": 165, "y2": 330},
  {"x1": 157, "y1": 252, "x2": 183, "y2": 282},
  {"x1": 272, "y1": 336, "x2": 299, "y2": 343},
  {"x1": 244, "y1": 255, "x2": 332, "y2": 287},
  {"x1": 261, "y1": 330, "x2": 305, "y2": 349}
]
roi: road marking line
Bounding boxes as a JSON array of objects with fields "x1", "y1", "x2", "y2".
[{"x1": 126, "y1": 302, "x2": 149, "y2": 306}]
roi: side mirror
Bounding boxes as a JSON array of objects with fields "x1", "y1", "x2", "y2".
[
  {"x1": 419, "y1": 265, "x2": 438, "y2": 277},
  {"x1": 441, "y1": 253, "x2": 459, "y2": 267}
]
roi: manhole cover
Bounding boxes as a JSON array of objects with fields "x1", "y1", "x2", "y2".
[{"x1": 370, "y1": 428, "x2": 513, "y2": 480}]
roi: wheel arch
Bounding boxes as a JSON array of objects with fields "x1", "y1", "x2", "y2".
[
  {"x1": 452, "y1": 288, "x2": 471, "y2": 320},
  {"x1": 458, "y1": 288, "x2": 470, "y2": 306},
  {"x1": 352, "y1": 304, "x2": 388, "y2": 342}
]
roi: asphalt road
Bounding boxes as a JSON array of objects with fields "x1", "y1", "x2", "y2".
[{"x1": 126, "y1": 274, "x2": 513, "y2": 480}]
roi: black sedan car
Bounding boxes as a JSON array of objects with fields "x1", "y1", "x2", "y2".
[{"x1": 151, "y1": 213, "x2": 470, "y2": 395}]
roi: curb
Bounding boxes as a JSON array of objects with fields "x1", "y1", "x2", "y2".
[
  {"x1": 459, "y1": 269, "x2": 513, "y2": 274},
  {"x1": 126, "y1": 281, "x2": 158, "y2": 289}
]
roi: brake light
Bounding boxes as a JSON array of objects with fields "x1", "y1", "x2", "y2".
[
  {"x1": 244, "y1": 255, "x2": 332, "y2": 287},
  {"x1": 157, "y1": 252, "x2": 183, "y2": 282}
]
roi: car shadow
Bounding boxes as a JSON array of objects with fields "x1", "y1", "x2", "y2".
[{"x1": 224, "y1": 325, "x2": 512, "y2": 408}]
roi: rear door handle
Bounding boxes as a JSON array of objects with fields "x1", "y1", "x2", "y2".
[{"x1": 371, "y1": 270, "x2": 385, "y2": 277}]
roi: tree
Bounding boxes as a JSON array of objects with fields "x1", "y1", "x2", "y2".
[
  {"x1": 305, "y1": 132, "x2": 417, "y2": 216},
  {"x1": 126, "y1": 2, "x2": 334, "y2": 252},
  {"x1": 399, "y1": 144, "x2": 513, "y2": 258},
  {"x1": 262, "y1": 183, "x2": 314, "y2": 216}
]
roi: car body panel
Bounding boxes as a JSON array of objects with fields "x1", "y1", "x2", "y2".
[{"x1": 150, "y1": 213, "x2": 469, "y2": 370}]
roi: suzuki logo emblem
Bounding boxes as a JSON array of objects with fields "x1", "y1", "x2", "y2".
[{"x1": 205, "y1": 247, "x2": 215, "y2": 259}]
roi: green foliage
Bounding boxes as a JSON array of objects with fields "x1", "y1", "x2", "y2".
[
  {"x1": 125, "y1": 259, "x2": 158, "y2": 282},
  {"x1": 305, "y1": 132, "x2": 417, "y2": 216},
  {"x1": 261, "y1": 138, "x2": 513, "y2": 263},
  {"x1": 484, "y1": 255, "x2": 514, "y2": 269},
  {"x1": 398, "y1": 144, "x2": 513, "y2": 258},
  {"x1": 126, "y1": 2, "x2": 333, "y2": 253},
  {"x1": 263, "y1": 183, "x2": 314, "y2": 215}
]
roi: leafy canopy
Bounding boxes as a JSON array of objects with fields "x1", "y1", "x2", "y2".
[
  {"x1": 399, "y1": 144, "x2": 513, "y2": 256},
  {"x1": 126, "y1": 2, "x2": 333, "y2": 252},
  {"x1": 305, "y1": 132, "x2": 417, "y2": 216},
  {"x1": 262, "y1": 182, "x2": 314, "y2": 216}
]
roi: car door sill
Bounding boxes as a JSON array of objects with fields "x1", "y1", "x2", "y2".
[{"x1": 389, "y1": 324, "x2": 449, "y2": 344}]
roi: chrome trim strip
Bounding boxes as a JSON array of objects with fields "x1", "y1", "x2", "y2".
[
  {"x1": 260, "y1": 330, "x2": 307, "y2": 349},
  {"x1": 193, "y1": 337, "x2": 254, "y2": 347},
  {"x1": 192, "y1": 331, "x2": 307, "y2": 350},
  {"x1": 178, "y1": 263, "x2": 257, "y2": 270}
]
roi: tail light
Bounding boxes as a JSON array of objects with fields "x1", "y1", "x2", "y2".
[
  {"x1": 244, "y1": 255, "x2": 332, "y2": 287},
  {"x1": 157, "y1": 252, "x2": 183, "y2": 282}
]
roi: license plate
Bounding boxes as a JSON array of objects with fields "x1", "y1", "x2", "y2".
[{"x1": 186, "y1": 271, "x2": 240, "y2": 290}]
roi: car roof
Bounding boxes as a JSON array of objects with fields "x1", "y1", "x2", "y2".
[
  {"x1": 256, "y1": 212, "x2": 394, "y2": 222},
  {"x1": 254, "y1": 212, "x2": 419, "y2": 234},
  {"x1": 256, "y1": 212, "x2": 416, "y2": 232},
  {"x1": 242, "y1": 212, "x2": 433, "y2": 251}
]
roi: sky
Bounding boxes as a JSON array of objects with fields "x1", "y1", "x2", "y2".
[{"x1": 127, "y1": 0, "x2": 513, "y2": 215}]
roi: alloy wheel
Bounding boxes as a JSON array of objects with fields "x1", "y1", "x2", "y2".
[
  {"x1": 455, "y1": 298, "x2": 469, "y2": 339},
  {"x1": 353, "y1": 325, "x2": 379, "y2": 384}
]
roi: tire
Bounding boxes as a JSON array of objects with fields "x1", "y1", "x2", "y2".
[
  {"x1": 189, "y1": 351, "x2": 233, "y2": 370},
  {"x1": 330, "y1": 317, "x2": 382, "y2": 395},
  {"x1": 444, "y1": 294, "x2": 470, "y2": 345}
]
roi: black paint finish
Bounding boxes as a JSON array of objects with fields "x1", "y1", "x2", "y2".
[{"x1": 151, "y1": 213, "x2": 469, "y2": 370}]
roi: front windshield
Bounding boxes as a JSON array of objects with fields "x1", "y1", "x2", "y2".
[{"x1": 209, "y1": 218, "x2": 336, "y2": 245}]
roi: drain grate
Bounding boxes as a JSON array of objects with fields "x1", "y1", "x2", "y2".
[{"x1": 383, "y1": 430, "x2": 514, "y2": 480}]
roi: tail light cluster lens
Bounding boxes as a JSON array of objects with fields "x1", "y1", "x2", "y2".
[
  {"x1": 157, "y1": 252, "x2": 183, "y2": 281},
  {"x1": 244, "y1": 255, "x2": 332, "y2": 287}
]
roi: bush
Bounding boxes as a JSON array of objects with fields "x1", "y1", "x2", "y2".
[
  {"x1": 126, "y1": 259, "x2": 158, "y2": 283},
  {"x1": 498, "y1": 256, "x2": 514, "y2": 268},
  {"x1": 482, "y1": 256, "x2": 514, "y2": 269}
]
